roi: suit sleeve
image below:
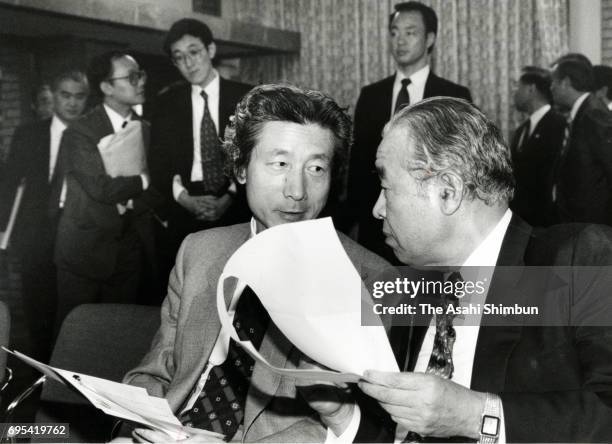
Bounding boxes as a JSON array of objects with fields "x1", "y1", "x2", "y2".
[
  {"x1": 122, "y1": 236, "x2": 187, "y2": 395},
  {"x1": 0, "y1": 126, "x2": 28, "y2": 227},
  {"x1": 587, "y1": 116, "x2": 612, "y2": 188},
  {"x1": 62, "y1": 126, "x2": 144, "y2": 204},
  {"x1": 148, "y1": 96, "x2": 177, "y2": 208}
]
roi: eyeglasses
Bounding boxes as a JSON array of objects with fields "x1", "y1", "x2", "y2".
[
  {"x1": 171, "y1": 47, "x2": 207, "y2": 67},
  {"x1": 108, "y1": 70, "x2": 147, "y2": 86}
]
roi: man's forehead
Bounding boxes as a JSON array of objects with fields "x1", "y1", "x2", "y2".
[{"x1": 391, "y1": 10, "x2": 425, "y2": 29}]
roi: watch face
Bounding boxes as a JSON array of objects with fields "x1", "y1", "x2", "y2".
[{"x1": 482, "y1": 415, "x2": 500, "y2": 436}]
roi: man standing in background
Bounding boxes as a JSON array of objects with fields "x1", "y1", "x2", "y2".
[
  {"x1": 345, "y1": 1, "x2": 472, "y2": 260},
  {"x1": 149, "y1": 19, "x2": 252, "y2": 275},
  {"x1": 510, "y1": 66, "x2": 565, "y2": 227},
  {"x1": 0, "y1": 70, "x2": 88, "y2": 360}
]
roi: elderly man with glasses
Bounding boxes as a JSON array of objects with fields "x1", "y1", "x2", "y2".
[
  {"x1": 148, "y1": 18, "x2": 253, "y2": 287},
  {"x1": 54, "y1": 51, "x2": 163, "y2": 329}
]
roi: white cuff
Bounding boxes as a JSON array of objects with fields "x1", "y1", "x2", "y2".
[
  {"x1": 172, "y1": 174, "x2": 186, "y2": 201},
  {"x1": 498, "y1": 400, "x2": 506, "y2": 444},
  {"x1": 324, "y1": 404, "x2": 360, "y2": 443},
  {"x1": 140, "y1": 174, "x2": 149, "y2": 190}
]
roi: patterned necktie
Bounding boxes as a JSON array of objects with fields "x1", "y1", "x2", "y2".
[
  {"x1": 179, "y1": 287, "x2": 270, "y2": 439},
  {"x1": 404, "y1": 272, "x2": 462, "y2": 442},
  {"x1": 552, "y1": 118, "x2": 572, "y2": 203},
  {"x1": 394, "y1": 78, "x2": 411, "y2": 113},
  {"x1": 200, "y1": 90, "x2": 228, "y2": 196}
]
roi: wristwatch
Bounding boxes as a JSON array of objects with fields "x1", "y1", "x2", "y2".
[{"x1": 479, "y1": 393, "x2": 501, "y2": 443}]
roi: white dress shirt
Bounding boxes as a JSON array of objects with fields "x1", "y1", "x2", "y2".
[
  {"x1": 49, "y1": 115, "x2": 68, "y2": 208},
  {"x1": 569, "y1": 93, "x2": 590, "y2": 123},
  {"x1": 391, "y1": 65, "x2": 430, "y2": 116},
  {"x1": 172, "y1": 71, "x2": 221, "y2": 201}
]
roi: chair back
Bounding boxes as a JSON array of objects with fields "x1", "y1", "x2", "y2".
[{"x1": 35, "y1": 303, "x2": 160, "y2": 442}]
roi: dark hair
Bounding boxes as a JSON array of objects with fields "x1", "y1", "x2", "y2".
[
  {"x1": 51, "y1": 69, "x2": 89, "y2": 92},
  {"x1": 390, "y1": 1, "x2": 438, "y2": 52},
  {"x1": 552, "y1": 52, "x2": 592, "y2": 69},
  {"x1": 593, "y1": 65, "x2": 612, "y2": 99},
  {"x1": 223, "y1": 84, "x2": 352, "y2": 197},
  {"x1": 554, "y1": 58, "x2": 594, "y2": 93},
  {"x1": 388, "y1": 97, "x2": 514, "y2": 205},
  {"x1": 87, "y1": 51, "x2": 131, "y2": 98},
  {"x1": 163, "y1": 18, "x2": 214, "y2": 55},
  {"x1": 520, "y1": 66, "x2": 553, "y2": 103}
]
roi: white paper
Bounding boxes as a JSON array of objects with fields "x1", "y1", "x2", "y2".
[
  {"x1": 97, "y1": 121, "x2": 147, "y2": 177},
  {"x1": 3, "y1": 348, "x2": 189, "y2": 440},
  {"x1": 1, "y1": 179, "x2": 26, "y2": 250},
  {"x1": 216, "y1": 217, "x2": 398, "y2": 382}
]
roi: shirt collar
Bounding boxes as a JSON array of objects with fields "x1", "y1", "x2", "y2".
[
  {"x1": 50, "y1": 114, "x2": 67, "y2": 133},
  {"x1": 529, "y1": 104, "x2": 551, "y2": 131},
  {"x1": 103, "y1": 103, "x2": 132, "y2": 132},
  {"x1": 569, "y1": 93, "x2": 590, "y2": 122},
  {"x1": 191, "y1": 69, "x2": 219, "y2": 98},
  {"x1": 395, "y1": 65, "x2": 430, "y2": 88},
  {"x1": 249, "y1": 217, "x2": 259, "y2": 238},
  {"x1": 463, "y1": 209, "x2": 513, "y2": 268}
]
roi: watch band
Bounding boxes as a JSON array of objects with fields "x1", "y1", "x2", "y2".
[{"x1": 479, "y1": 393, "x2": 501, "y2": 444}]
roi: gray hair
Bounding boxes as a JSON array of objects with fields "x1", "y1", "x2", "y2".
[{"x1": 387, "y1": 97, "x2": 514, "y2": 205}]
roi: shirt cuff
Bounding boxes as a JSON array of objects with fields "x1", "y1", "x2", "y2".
[
  {"x1": 498, "y1": 398, "x2": 506, "y2": 444},
  {"x1": 324, "y1": 404, "x2": 360, "y2": 443},
  {"x1": 172, "y1": 174, "x2": 186, "y2": 201},
  {"x1": 140, "y1": 174, "x2": 149, "y2": 190}
]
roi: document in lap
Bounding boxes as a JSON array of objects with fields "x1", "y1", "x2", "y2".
[
  {"x1": 2, "y1": 348, "x2": 214, "y2": 440},
  {"x1": 97, "y1": 121, "x2": 147, "y2": 177},
  {"x1": 216, "y1": 217, "x2": 399, "y2": 383}
]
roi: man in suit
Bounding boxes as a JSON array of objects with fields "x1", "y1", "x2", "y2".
[
  {"x1": 54, "y1": 51, "x2": 162, "y2": 332},
  {"x1": 120, "y1": 85, "x2": 391, "y2": 443},
  {"x1": 0, "y1": 70, "x2": 88, "y2": 360},
  {"x1": 346, "y1": 1, "x2": 472, "y2": 259},
  {"x1": 149, "y1": 18, "x2": 252, "y2": 263},
  {"x1": 335, "y1": 97, "x2": 612, "y2": 442},
  {"x1": 550, "y1": 56, "x2": 612, "y2": 225},
  {"x1": 510, "y1": 66, "x2": 565, "y2": 227},
  {"x1": 593, "y1": 64, "x2": 612, "y2": 111}
]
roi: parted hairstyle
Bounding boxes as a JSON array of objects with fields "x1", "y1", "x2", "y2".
[
  {"x1": 390, "y1": 1, "x2": 438, "y2": 53},
  {"x1": 388, "y1": 97, "x2": 515, "y2": 205},
  {"x1": 163, "y1": 18, "x2": 214, "y2": 55},
  {"x1": 222, "y1": 84, "x2": 352, "y2": 196}
]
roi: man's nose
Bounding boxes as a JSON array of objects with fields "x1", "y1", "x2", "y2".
[
  {"x1": 373, "y1": 190, "x2": 386, "y2": 219},
  {"x1": 283, "y1": 169, "x2": 306, "y2": 201}
]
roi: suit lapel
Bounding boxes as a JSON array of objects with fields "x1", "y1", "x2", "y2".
[
  {"x1": 218, "y1": 78, "x2": 234, "y2": 136},
  {"x1": 470, "y1": 216, "x2": 531, "y2": 392},
  {"x1": 423, "y1": 72, "x2": 441, "y2": 99},
  {"x1": 177, "y1": 86, "x2": 195, "y2": 180}
]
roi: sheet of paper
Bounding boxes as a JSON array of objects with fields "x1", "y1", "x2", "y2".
[
  {"x1": 97, "y1": 121, "x2": 147, "y2": 177},
  {"x1": 0, "y1": 179, "x2": 26, "y2": 250},
  {"x1": 216, "y1": 217, "x2": 398, "y2": 381},
  {"x1": 3, "y1": 348, "x2": 189, "y2": 440}
]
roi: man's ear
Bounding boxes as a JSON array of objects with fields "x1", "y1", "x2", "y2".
[
  {"x1": 426, "y1": 32, "x2": 436, "y2": 53},
  {"x1": 207, "y1": 42, "x2": 217, "y2": 60},
  {"x1": 236, "y1": 166, "x2": 246, "y2": 185},
  {"x1": 436, "y1": 171, "x2": 463, "y2": 215},
  {"x1": 100, "y1": 81, "x2": 112, "y2": 97}
]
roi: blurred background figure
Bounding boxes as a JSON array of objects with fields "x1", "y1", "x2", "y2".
[
  {"x1": 0, "y1": 69, "x2": 89, "y2": 361},
  {"x1": 593, "y1": 64, "x2": 612, "y2": 111},
  {"x1": 32, "y1": 83, "x2": 54, "y2": 121},
  {"x1": 510, "y1": 66, "x2": 565, "y2": 227}
]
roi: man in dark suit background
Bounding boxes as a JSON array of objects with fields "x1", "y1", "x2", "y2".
[
  {"x1": 54, "y1": 51, "x2": 162, "y2": 331},
  {"x1": 345, "y1": 1, "x2": 472, "y2": 259},
  {"x1": 510, "y1": 66, "x2": 565, "y2": 227},
  {"x1": 550, "y1": 56, "x2": 612, "y2": 225},
  {"x1": 0, "y1": 69, "x2": 88, "y2": 360},
  {"x1": 348, "y1": 97, "x2": 612, "y2": 442},
  {"x1": 593, "y1": 64, "x2": 612, "y2": 111},
  {"x1": 149, "y1": 19, "x2": 252, "y2": 264}
]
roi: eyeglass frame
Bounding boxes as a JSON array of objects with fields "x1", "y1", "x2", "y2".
[
  {"x1": 170, "y1": 46, "x2": 209, "y2": 67},
  {"x1": 107, "y1": 70, "x2": 147, "y2": 86}
]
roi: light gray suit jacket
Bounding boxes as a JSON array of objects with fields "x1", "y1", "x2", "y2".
[{"x1": 123, "y1": 222, "x2": 391, "y2": 442}]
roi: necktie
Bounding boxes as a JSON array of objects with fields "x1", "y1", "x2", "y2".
[
  {"x1": 403, "y1": 272, "x2": 461, "y2": 443},
  {"x1": 179, "y1": 287, "x2": 270, "y2": 439},
  {"x1": 200, "y1": 90, "x2": 228, "y2": 196},
  {"x1": 394, "y1": 78, "x2": 411, "y2": 114},
  {"x1": 516, "y1": 120, "x2": 531, "y2": 153},
  {"x1": 552, "y1": 118, "x2": 572, "y2": 203}
]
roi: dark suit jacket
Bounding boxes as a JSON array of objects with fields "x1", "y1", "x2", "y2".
[
  {"x1": 54, "y1": 105, "x2": 162, "y2": 280},
  {"x1": 148, "y1": 78, "x2": 252, "y2": 234},
  {"x1": 364, "y1": 216, "x2": 612, "y2": 442},
  {"x1": 346, "y1": 73, "x2": 472, "y2": 257},
  {"x1": 510, "y1": 109, "x2": 565, "y2": 227},
  {"x1": 0, "y1": 119, "x2": 62, "y2": 263},
  {"x1": 555, "y1": 94, "x2": 612, "y2": 224}
]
